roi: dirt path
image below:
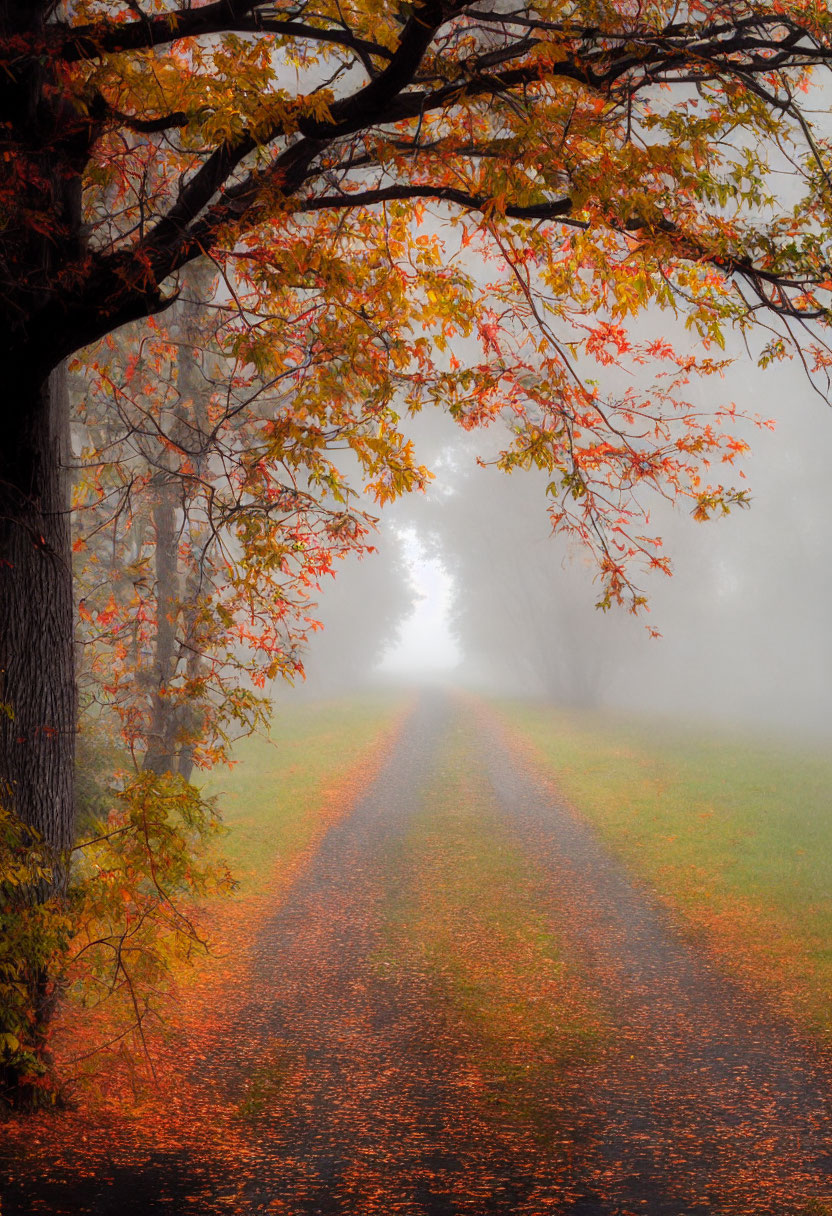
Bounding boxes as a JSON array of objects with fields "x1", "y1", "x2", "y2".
[
  {"x1": 4, "y1": 690, "x2": 832, "y2": 1214},
  {"x1": 220, "y1": 691, "x2": 570, "y2": 1215}
]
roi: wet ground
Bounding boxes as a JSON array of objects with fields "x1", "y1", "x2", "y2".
[{"x1": 3, "y1": 691, "x2": 831, "y2": 1214}]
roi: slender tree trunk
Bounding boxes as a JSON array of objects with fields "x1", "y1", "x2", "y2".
[
  {"x1": 143, "y1": 475, "x2": 181, "y2": 776},
  {"x1": 0, "y1": 364, "x2": 76, "y2": 865},
  {"x1": 143, "y1": 265, "x2": 214, "y2": 779},
  {"x1": 172, "y1": 277, "x2": 213, "y2": 783}
]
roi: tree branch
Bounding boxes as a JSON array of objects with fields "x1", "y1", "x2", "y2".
[
  {"x1": 298, "y1": 184, "x2": 575, "y2": 223},
  {"x1": 53, "y1": 5, "x2": 393, "y2": 64},
  {"x1": 19, "y1": 0, "x2": 832, "y2": 370}
]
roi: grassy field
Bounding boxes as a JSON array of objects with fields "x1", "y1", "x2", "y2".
[
  {"x1": 380, "y1": 715, "x2": 604, "y2": 1137},
  {"x1": 207, "y1": 691, "x2": 410, "y2": 897},
  {"x1": 494, "y1": 701, "x2": 832, "y2": 1039}
]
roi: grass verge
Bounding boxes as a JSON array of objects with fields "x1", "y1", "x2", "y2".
[
  {"x1": 52, "y1": 690, "x2": 409, "y2": 1100},
  {"x1": 493, "y1": 701, "x2": 832, "y2": 1040},
  {"x1": 208, "y1": 691, "x2": 410, "y2": 899}
]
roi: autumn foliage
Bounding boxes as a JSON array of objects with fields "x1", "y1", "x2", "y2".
[{"x1": 5, "y1": 1, "x2": 832, "y2": 598}]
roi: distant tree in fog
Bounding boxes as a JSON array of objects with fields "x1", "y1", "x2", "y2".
[
  {"x1": 298, "y1": 529, "x2": 415, "y2": 695},
  {"x1": 73, "y1": 265, "x2": 379, "y2": 783},
  {"x1": 425, "y1": 466, "x2": 634, "y2": 707}
]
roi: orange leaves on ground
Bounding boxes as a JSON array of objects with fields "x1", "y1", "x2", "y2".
[{"x1": 1, "y1": 702, "x2": 411, "y2": 1202}]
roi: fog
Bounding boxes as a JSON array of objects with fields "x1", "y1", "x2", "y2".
[{"x1": 294, "y1": 337, "x2": 832, "y2": 739}]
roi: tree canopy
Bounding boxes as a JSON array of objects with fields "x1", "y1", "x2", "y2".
[{"x1": 5, "y1": 0, "x2": 832, "y2": 592}]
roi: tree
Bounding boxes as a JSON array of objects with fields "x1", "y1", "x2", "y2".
[
  {"x1": 3, "y1": 0, "x2": 832, "y2": 1098},
  {"x1": 3, "y1": 270, "x2": 397, "y2": 1098},
  {"x1": 72, "y1": 263, "x2": 385, "y2": 780},
  {"x1": 424, "y1": 459, "x2": 632, "y2": 705},
  {"x1": 298, "y1": 525, "x2": 416, "y2": 696}
]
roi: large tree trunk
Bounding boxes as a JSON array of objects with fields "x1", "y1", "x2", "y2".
[
  {"x1": 0, "y1": 0, "x2": 81, "y2": 861},
  {"x1": 0, "y1": 363, "x2": 77, "y2": 1104},
  {"x1": 0, "y1": 364, "x2": 76, "y2": 865},
  {"x1": 0, "y1": 0, "x2": 85, "y2": 1103}
]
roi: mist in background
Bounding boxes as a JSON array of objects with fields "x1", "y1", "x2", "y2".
[{"x1": 294, "y1": 345, "x2": 832, "y2": 738}]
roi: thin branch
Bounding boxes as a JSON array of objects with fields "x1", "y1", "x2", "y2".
[{"x1": 54, "y1": 6, "x2": 393, "y2": 64}]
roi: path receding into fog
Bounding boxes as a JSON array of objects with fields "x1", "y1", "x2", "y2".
[{"x1": 5, "y1": 690, "x2": 832, "y2": 1215}]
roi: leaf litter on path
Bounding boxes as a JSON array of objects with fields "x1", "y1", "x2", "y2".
[{"x1": 3, "y1": 690, "x2": 832, "y2": 1215}]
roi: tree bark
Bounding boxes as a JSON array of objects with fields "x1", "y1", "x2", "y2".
[
  {"x1": 0, "y1": 364, "x2": 76, "y2": 870},
  {"x1": 143, "y1": 266, "x2": 213, "y2": 779},
  {"x1": 0, "y1": 2, "x2": 85, "y2": 1103},
  {"x1": 143, "y1": 468, "x2": 181, "y2": 776}
]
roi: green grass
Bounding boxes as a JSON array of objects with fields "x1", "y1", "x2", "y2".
[
  {"x1": 235, "y1": 1037, "x2": 305, "y2": 1122},
  {"x1": 495, "y1": 700, "x2": 832, "y2": 1037},
  {"x1": 206, "y1": 692, "x2": 409, "y2": 897},
  {"x1": 380, "y1": 715, "x2": 604, "y2": 1136}
]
